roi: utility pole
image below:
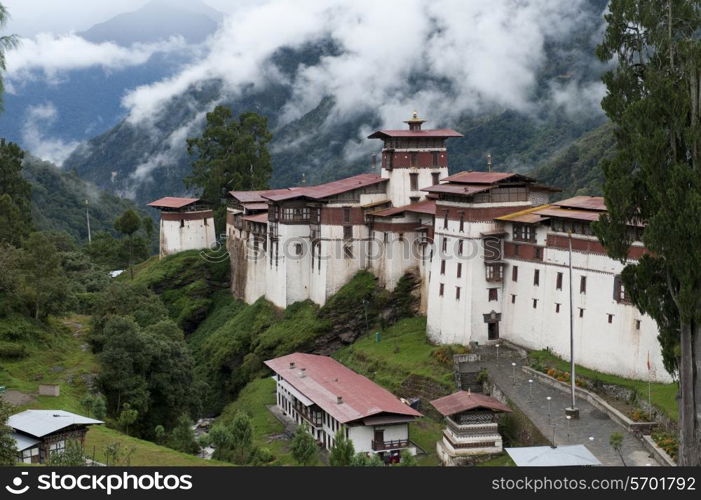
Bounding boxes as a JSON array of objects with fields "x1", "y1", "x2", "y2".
[
  {"x1": 566, "y1": 231, "x2": 579, "y2": 419},
  {"x1": 85, "y1": 199, "x2": 92, "y2": 244}
]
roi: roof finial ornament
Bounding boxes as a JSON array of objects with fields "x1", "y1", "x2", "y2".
[{"x1": 404, "y1": 111, "x2": 426, "y2": 131}]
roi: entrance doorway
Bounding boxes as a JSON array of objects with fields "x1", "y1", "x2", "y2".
[{"x1": 488, "y1": 322, "x2": 500, "y2": 340}]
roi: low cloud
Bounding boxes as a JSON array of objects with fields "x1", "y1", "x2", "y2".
[
  {"x1": 122, "y1": 0, "x2": 604, "y2": 130},
  {"x1": 21, "y1": 102, "x2": 80, "y2": 165},
  {"x1": 6, "y1": 32, "x2": 189, "y2": 84}
]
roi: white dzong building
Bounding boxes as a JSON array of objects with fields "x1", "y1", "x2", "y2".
[
  {"x1": 157, "y1": 114, "x2": 672, "y2": 383},
  {"x1": 148, "y1": 197, "x2": 216, "y2": 258}
]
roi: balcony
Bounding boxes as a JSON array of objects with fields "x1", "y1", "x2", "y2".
[
  {"x1": 371, "y1": 439, "x2": 410, "y2": 451},
  {"x1": 293, "y1": 402, "x2": 322, "y2": 428}
]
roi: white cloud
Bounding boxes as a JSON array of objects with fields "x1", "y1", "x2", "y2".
[
  {"x1": 21, "y1": 102, "x2": 80, "y2": 165},
  {"x1": 121, "y1": 0, "x2": 603, "y2": 131},
  {"x1": 6, "y1": 33, "x2": 188, "y2": 83}
]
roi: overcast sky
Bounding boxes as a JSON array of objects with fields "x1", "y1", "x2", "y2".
[{"x1": 1, "y1": 1, "x2": 245, "y2": 36}]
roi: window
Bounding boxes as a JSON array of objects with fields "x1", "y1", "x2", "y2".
[
  {"x1": 635, "y1": 319, "x2": 641, "y2": 330},
  {"x1": 535, "y1": 247, "x2": 542, "y2": 260},
  {"x1": 608, "y1": 314, "x2": 613, "y2": 324},
  {"x1": 533, "y1": 269, "x2": 540, "y2": 286},
  {"x1": 410, "y1": 152, "x2": 418, "y2": 167},
  {"x1": 410, "y1": 172, "x2": 419, "y2": 191},
  {"x1": 432, "y1": 151, "x2": 439, "y2": 166},
  {"x1": 344, "y1": 244, "x2": 353, "y2": 259},
  {"x1": 580, "y1": 276, "x2": 587, "y2": 294},
  {"x1": 343, "y1": 207, "x2": 351, "y2": 223},
  {"x1": 513, "y1": 224, "x2": 535, "y2": 242},
  {"x1": 457, "y1": 263, "x2": 462, "y2": 278},
  {"x1": 456, "y1": 287, "x2": 461, "y2": 300},
  {"x1": 295, "y1": 243, "x2": 302, "y2": 256},
  {"x1": 555, "y1": 303, "x2": 561, "y2": 313},
  {"x1": 432, "y1": 172, "x2": 440, "y2": 185},
  {"x1": 440, "y1": 260, "x2": 446, "y2": 275},
  {"x1": 204, "y1": 218, "x2": 208, "y2": 226},
  {"x1": 443, "y1": 211, "x2": 448, "y2": 229},
  {"x1": 486, "y1": 263, "x2": 503, "y2": 282},
  {"x1": 442, "y1": 237, "x2": 448, "y2": 252},
  {"x1": 344, "y1": 225, "x2": 353, "y2": 240},
  {"x1": 511, "y1": 294, "x2": 516, "y2": 304},
  {"x1": 488, "y1": 288, "x2": 498, "y2": 301},
  {"x1": 410, "y1": 196, "x2": 420, "y2": 204},
  {"x1": 384, "y1": 232, "x2": 389, "y2": 243},
  {"x1": 459, "y1": 213, "x2": 464, "y2": 232},
  {"x1": 458, "y1": 239, "x2": 464, "y2": 256},
  {"x1": 180, "y1": 219, "x2": 185, "y2": 228},
  {"x1": 439, "y1": 283, "x2": 445, "y2": 296},
  {"x1": 556, "y1": 272, "x2": 563, "y2": 290},
  {"x1": 613, "y1": 275, "x2": 631, "y2": 303},
  {"x1": 579, "y1": 308, "x2": 584, "y2": 318},
  {"x1": 512, "y1": 266, "x2": 518, "y2": 282},
  {"x1": 532, "y1": 299, "x2": 538, "y2": 309}
]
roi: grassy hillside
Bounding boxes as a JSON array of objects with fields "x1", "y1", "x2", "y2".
[
  {"x1": 128, "y1": 250, "x2": 230, "y2": 333},
  {"x1": 0, "y1": 314, "x2": 221, "y2": 466}
]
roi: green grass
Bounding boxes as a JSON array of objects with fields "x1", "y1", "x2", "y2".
[
  {"x1": 84, "y1": 427, "x2": 229, "y2": 466},
  {"x1": 334, "y1": 317, "x2": 456, "y2": 393},
  {"x1": 477, "y1": 454, "x2": 516, "y2": 466},
  {"x1": 530, "y1": 350, "x2": 678, "y2": 420},
  {"x1": 218, "y1": 377, "x2": 301, "y2": 465},
  {"x1": 0, "y1": 314, "x2": 223, "y2": 467}
]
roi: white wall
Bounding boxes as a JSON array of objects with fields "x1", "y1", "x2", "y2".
[
  {"x1": 160, "y1": 213, "x2": 216, "y2": 257},
  {"x1": 382, "y1": 164, "x2": 447, "y2": 207}
]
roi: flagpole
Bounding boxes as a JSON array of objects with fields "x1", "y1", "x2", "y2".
[{"x1": 566, "y1": 231, "x2": 579, "y2": 419}]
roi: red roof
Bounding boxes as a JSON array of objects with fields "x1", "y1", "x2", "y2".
[
  {"x1": 264, "y1": 353, "x2": 422, "y2": 424},
  {"x1": 421, "y1": 184, "x2": 492, "y2": 196},
  {"x1": 243, "y1": 202, "x2": 269, "y2": 211},
  {"x1": 442, "y1": 171, "x2": 534, "y2": 184},
  {"x1": 371, "y1": 199, "x2": 436, "y2": 217},
  {"x1": 430, "y1": 391, "x2": 512, "y2": 417},
  {"x1": 263, "y1": 174, "x2": 387, "y2": 202},
  {"x1": 367, "y1": 128, "x2": 463, "y2": 139},
  {"x1": 243, "y1": 212, "x2": 268, "y2": 224},
  {"x1": 147, "y1": 197, "x2": 199, "y2": 209},
  {"x1": 554, "y1": 196, "x2": 606, "y2": 211}
]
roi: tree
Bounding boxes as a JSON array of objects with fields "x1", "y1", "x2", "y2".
[
  {"x1": 0, "y1": 140, "x2": 32, "y2": 246},
  {"x1": 168, "y1": 414, "x2": 199, "y2": 454},
  {"x1": 210, "y1": 412, "x2": 255, "y2": 464},
  {"x1": 0, "y1": 397, "x2": 17, "y2": 465},
  {"x1": 18, "y1": 231, "x2": 71, "y2": 321},
  {"x1": 290, "y1": 426, "x2": 318, "y2": 465},
  {"x1": 117, "y1": 403, "x2": 139, "y2": 436},
  {"x1": 0, "y1": 3, "x2": 18, "y2": 112},
  {"x1": 329, "y1": 430, "x2": 354, "y2": 466},
  {"x1": 114, "y1": 209, "x2": 146, "y2": 279},
  {"x1": 350, "y1": 452, "x2": 384, "y2": 466},
  {"x1": 186, "y1": 106, "x2": 272, "y2": 231},
  {"x1": 594, "y1": 0, "x2": 701, "y2": 464},
  {"x1": 609, "y1": 432, "x2": 626, "y2": 466}
]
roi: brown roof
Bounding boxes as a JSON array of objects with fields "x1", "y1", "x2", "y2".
[
  {"x1": 441, "y1": 171, "x2": 535, "y2": 184},
  {"x1": 243, "y1": 202, "x2": 269, "y2": 211},
  {"x1": 496, "y1": 205, "x2": 551, "y2": 224},
  {"x1": 147, "y1": 197, "x2": 199, "y2": 209},
  {"x1": 421, "y1": 184, "x2": 492, "y2": 196},
  {"x1": 533, "y1": 207, "x2": 601, "y2": 222},
  {"x1": 265, "y1": 353, "x2": 422, "y2": 424},
  {"x1": 554, "y1": 196, "x2": 606, "y2": 211},
  {"x1": 243, "y1": 212, "x2": 268, "y2": 224},
  {"x1": 430, "y1": 391, "x2": 512, "y2": 416},
  {"x1": 263, "y1": 174, "x2": 387, "y2": 202},
  {"x1": 367, "y1": 129, "x2": 463, "y2": 139},
  {"x1": 371, "y1": 199, "x2": 436, "y2": 217},
  {"x1": 229, "y1": 189, "x2": 294, "y2": 203}
]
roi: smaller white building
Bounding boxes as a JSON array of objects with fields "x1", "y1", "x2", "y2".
[
  {"x1": 265, "y1": 353, "x2": 422, "y2": 461},
  {"x1": 430, "y1": 390, "x2": 511, "y2": 465},
  {"x1": 147, "y1": 197, "x2": 216, "y2": 258}
]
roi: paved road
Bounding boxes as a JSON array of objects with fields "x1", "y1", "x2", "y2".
[{"x1": 474, "y1": 352, "x2": 659, "y2": 466}]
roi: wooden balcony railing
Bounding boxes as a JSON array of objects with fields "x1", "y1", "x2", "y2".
[{"x1": 371, "y1": 439, "x2": 410, "y2": 451}]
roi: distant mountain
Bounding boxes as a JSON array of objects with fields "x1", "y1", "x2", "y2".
[
  {"x1": 80, "y1": 0, "x2": 222, "y2": 45},
  {"x1": 22, "y1": 155, "x2": 145, "y2": 242}
]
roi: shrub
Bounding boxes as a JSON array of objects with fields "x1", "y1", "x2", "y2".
[{"x1": 0, "y1": 341, "x2": 27, "y2": 359}]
